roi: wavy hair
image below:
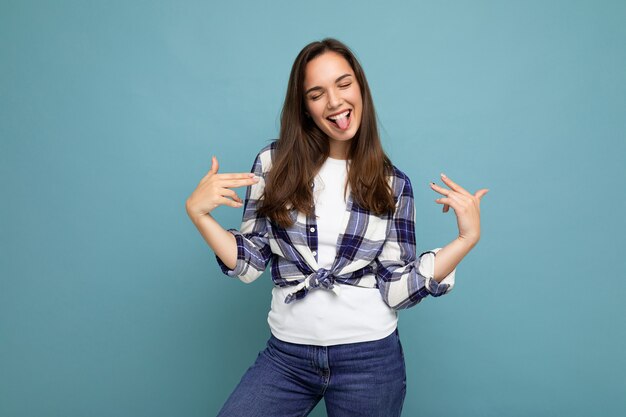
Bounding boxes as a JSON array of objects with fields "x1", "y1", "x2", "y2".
[{"x1": 257, "y1": 37, "x2": 396, "y2": 228}]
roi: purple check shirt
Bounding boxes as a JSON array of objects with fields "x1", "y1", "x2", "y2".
[{"x1": 216, "y1": 141, "x2": 456, "y2": 309}]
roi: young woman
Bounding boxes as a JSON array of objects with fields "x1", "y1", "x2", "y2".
[{"x1": 186, "y1": 38, "x2": 488, "y2": 417}]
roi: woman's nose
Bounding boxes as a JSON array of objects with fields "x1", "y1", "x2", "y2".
[{"x1": 326, "y1": 88, "x2": 342, "y2": 108}]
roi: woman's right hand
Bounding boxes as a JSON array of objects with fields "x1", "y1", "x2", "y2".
[{"x1": 185, "y1": 155, "x2": 260, "y2": 219}]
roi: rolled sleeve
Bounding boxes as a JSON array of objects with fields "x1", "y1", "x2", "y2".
[
  {"x1": 417, "y1": 247, "x2": 456, "y2": 297},
  {"x1": 215, "y1": 230, "x2": 243, "y2": 276},
  {"x1": 215, "y1": 229, "x2": 271, "y2": 280}
]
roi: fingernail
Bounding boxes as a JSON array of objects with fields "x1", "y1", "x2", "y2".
[{"x1": 441, "y1": 173, "x2": 447, "y2": 178}]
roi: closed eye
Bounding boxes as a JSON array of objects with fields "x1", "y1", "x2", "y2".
[{"x1": 310, "y1": 83, "x2": 351, "y2": 100}]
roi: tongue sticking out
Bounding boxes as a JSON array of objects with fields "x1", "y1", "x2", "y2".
[{"x1": 335, "y1": 114, "x2": 350, "y2": 130}]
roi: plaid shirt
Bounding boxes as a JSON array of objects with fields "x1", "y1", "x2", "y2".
[{"x1": 216, "y1": 141, "x2": 455, "y2": 309}]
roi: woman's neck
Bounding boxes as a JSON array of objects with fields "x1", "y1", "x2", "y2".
[{"x1": 328, "y1": 138, "x2": 351, "y2": 160}]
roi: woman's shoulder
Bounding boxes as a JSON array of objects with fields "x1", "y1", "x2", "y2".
[
  {"x1": 258, "y1": 139, "x2": 278, "y2": 154},
  {"x1": 387, "y1": 163, "x2": 414, "y2": 200},
  {"x1": 254, "y1": 140, "x2": 277, "y2": 159},
  {"x1": 251, "y1": 139, "x2": 278, "y2": 173},
  {"x1": 389, "y1": 163, "x2": 411, "y2": 183}
]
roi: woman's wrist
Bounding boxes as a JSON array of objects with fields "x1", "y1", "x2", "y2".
[
  {"x1": 457, "y1": 234, "x2": 479, "y2": 249},
  {"x1": 186, "y1": 201, "x2": 212, "y2": 224}
]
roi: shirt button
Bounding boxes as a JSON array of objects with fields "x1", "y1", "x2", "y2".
[
  {"x1": 310, "y1": 227, "x2": 315, "y2": 232},
  {"x1": 312, "y1": 251, "x2": 317, "y2": 256}
]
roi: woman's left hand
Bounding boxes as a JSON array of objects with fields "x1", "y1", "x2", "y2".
[{"x1": 430, "y1": 173, "x2": 489, "y2": 246}]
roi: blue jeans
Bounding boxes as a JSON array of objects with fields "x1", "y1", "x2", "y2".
[{"x1": 216, "y1": 327, "x2": 407, "y2": 417}]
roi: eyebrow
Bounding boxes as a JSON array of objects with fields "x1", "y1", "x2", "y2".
[{"x1": 304, "y1": 73, "x2": 353, "y2": 95}]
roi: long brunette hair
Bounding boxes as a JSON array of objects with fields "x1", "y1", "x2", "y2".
[{"x1": 257, "y1": 38, "x2": 396, "y2": 228}]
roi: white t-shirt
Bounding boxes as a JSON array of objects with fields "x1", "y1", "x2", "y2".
[{"x1": 267, "y1": 156, "x2": 398, "y2": 346}]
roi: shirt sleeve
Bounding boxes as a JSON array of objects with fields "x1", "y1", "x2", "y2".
[
  {"x1": 215, "y1": 151, "x2": 272, "y2": 283},
  {"x1": 375, "y1": 174, "x2": 456, "y2": 310}
]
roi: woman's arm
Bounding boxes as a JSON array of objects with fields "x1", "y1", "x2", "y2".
[
  {"x1": 186, "y1": 210, "x2": 238, "y2": 270},
  {"x1": 430, "y1": 172, "x2": 488, "y2": 282},
  {"x1": 185, "y1": 155, "x2": 260, "y2": 271},
  {"x1": 432, "y1": 236, "x2": 476, "y2": 282},
  {"x1": 375, "y1": 173, "x2": 455, "y2": 310}
]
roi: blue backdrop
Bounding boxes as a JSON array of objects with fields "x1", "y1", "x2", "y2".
[{"x1": 1, "y1": 1, "x2": 625, "y2": 416}]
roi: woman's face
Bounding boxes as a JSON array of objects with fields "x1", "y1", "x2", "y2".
[{"x1": 303, "y1": 51, "x2": 363, "y2": 150}]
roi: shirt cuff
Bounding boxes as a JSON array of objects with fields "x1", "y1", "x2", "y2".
[
  {"x1": 417, "y1": 247, "x2": 455, "y2": 296},
  {"x1": 215, "y1": 229, "x2": 246, "y2": 277}
]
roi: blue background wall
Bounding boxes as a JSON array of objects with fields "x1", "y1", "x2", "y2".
[{"x1": 1, "y1": 1, "x2": 625, "y2": 416}]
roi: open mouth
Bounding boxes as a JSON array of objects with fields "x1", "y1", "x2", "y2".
[{"x1": 326, "y1": 109, "x2": 352, "y2": 131}]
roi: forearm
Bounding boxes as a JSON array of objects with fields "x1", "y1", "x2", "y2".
[
  {"x1": 186, "y1": 206, "x2": 238, "y2": 270},
  {"x1": 432, "y1": 237, "x2": 477, "y2": 282}
]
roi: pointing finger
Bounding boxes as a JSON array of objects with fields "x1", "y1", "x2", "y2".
[
  {"x1": 430, "y1": 182, "x2": 451, "y2": 213},
  {"x1": 440, "y1": 173, "x2": 470, "y2": 195},
  {"x1": 430, "y1": 182, "x2": 452, "y2": 197},
  {"x1": 215, "y1": 173, "x2": 258, "y2": 180},
  {"x1": 219, "y1": 177, "x2": 261, "y2": 188}
]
